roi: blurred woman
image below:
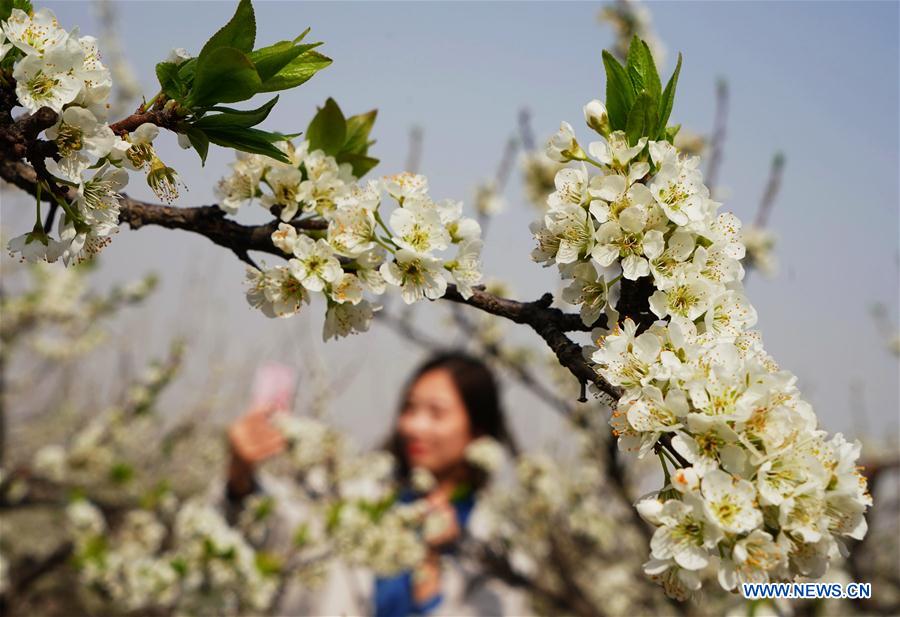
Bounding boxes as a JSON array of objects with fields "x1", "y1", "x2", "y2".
[{"x1": 223, "y1": 351, "x2": 525, "y2": 616}]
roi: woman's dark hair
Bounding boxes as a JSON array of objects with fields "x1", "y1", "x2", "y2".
[{"x1": 384, "y1": 350, "x2": 517, "y2": 492}]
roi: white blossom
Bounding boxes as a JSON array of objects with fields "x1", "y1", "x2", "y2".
[
  {"x1": 389, "y1": 196, "x2": 450, "y2": 255},
  {"x1": 445, "y1": 239, "x2": 483, "y2": 299},
  {"x1": 380, "y1": 249, "x2": 447, "y2": 304},
  {"x1": 288, "y1": 236, "x2": 342, "y2": 292},
  {"x1": 46, "y1": 106, "x2": 115, "y2": 159},
  {"x1": 12, "y1": 44, "x2": 83, "y2": 113},
  {"x1": 2, "y1": 8, "x2": 68, "y2": 57},
  {"x1": 546, "y1": 121, "x2": 583, "y2": 162},
  {"x1": 465, "y1": 436, "x2": 504, "y2": 473}
]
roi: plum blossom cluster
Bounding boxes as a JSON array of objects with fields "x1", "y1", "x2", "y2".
[
  {"x1": 533, "y1": 100, "x2": 872, "y2": 599},
  {"x1": 18, "y1": 341, "x2": 281, "y2": 615},
  {"x1": 598, "y1": 317, "x2": 871, "y2": 599},
  {"x1": 1, "y1": 255, "x2": 156, "y2": 361},
  {"x1": 67, "y1": 497, "x2": 279, "y2": 615},
  {"x1": 272, "y1": 414, "x2": 436, "y2": 576},
  {"x1": 224, "y1": 147, "x2": 484, "y2": 339},
  {"x1": 465, "y1": 435, "x2": 506, "y2": 474},
  {"x1": 2, "y1": 8, "x2": 182, "y2": 265}
]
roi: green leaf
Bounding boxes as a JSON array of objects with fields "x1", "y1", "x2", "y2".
[
  {"x1": 256, "y1": 50, "x2": 332, "y2": 93},
  {"x1": 342, "y1": 109, "x2": 377, "y2": 155},
  {"x1": 625, "y1": 37, "x2": 645, "y2": 91},
  {"x1": 171, "y1": 557, "x2": 188, "y2": 577},
  {"x1": 625, "y1": 90, "x2": 657, "y2": 147},
  {"x1": 306, "y1": 98, "x2": 346, "y2": 155},
  {"x1": 640, "y1": 41, "x2": 662, "y2": 103},
  {"x1": 109, "y1": 462, "x2": 134, "y2": 484},
  {"x1": 184, "y1": 127, "x2": 210, "y2": 165},
  {"x1": 190, "y1": 47, "x2": 261, "y2": 107},
  {"x1": 255, "y1": 552, "x2": 283, "y2": 576},
  {"x1": 250, "y1": 40, "x2": 321, "y2": 83},
  {"x1": 326, "y1": 501, "x2": 344, "y2": 534},
  {"x1": 336, "y1": 152, "x2": 379, "y2": 178},
  {"x1": 293, "y1": 523, "x2": 310, "y2": 548},
  {"x1": 177, "y1": 57, "x2": 198, "y2": 83},
  {"x1": 602, "y1": 50, "x2": 635, "y2": 131},
  {"x1": 665, "y1": 124, "x2": 681, "y2": 143},
  {"x1": 657, "y1": 53, "x2": 683, "y2": 140},
  {"x1": 156, "y1": 61, "x2": 189, "y2": 101},
  {"x1": 0, "y1": 0, "x2": 31, "y2": 21},
  {"x1": 625, "y1": 37, "x2": 661, "y2": 106},
  {"x1": 194, "y1": 96, "x2": 279, "y2": 130},
  {"x1": 204, "y1": 127, "x2": 292, "y2": 163},
  {"x1": 198, "y1": 0, "x2": 256, "y2": 58}
]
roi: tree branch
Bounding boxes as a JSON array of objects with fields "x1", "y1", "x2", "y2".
[
  {"x1": 754, "y1": 152, "x2": 785, "y2": 229},
  {"x1": 705, "y1": 79, "x2": 728, "y2": 197},
  {"x1": 0, "y1": 157, "x2": 710, "y2": 466},
  {"x1": 108, "y1": 105, "x2": 184, "y2": 136}
]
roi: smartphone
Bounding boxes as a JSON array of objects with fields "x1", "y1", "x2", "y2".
[{"x1": 249, "y1": 362, "x2": 297, "y2": 413}]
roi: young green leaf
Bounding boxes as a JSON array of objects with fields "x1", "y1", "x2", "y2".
[
  {"x1": 336, "y1": 152, "x2": 379, "y2": 179},
  {"x1": 625, "y1": 36, "x2": 645, "y2": 92},
  {"x1": 0, "y1": 0, "x2": 31, "y2": 21},
  {"x1": 664, "y1": 124, "x2": 681, "y2": 143},
  {"x1": 640, "y1": 41, "x2": 662, "y2": 103},
  {"x1": 190, "y1": 47, "x2": 261, "y2": 107},
  {"x1": 625, "y1": 90, "x2": 657, "y2": 147},
  {"x1": 657, "y1": 52, "x2": 683, "y2": 140},
  {"x1": 625, "y1": 36, "x2": 661, "y2": 106},
  {"x1": 306, "y1": 98, "x2": 346, "y2": 156},
  {"x1": 256, "y1": 50, "x2": 332, "y2": 93},
  {"x1": 602, "y1": 50, "x2": 635, "y2": 131},
  {"x1": 194, "y1": 96, "x2": 280, "y2": 130},
  {"x1": 204, "y1": 127, "x2": 292, "y2": 163},
  {"x1": 184, "y1": 127, "x2": 210, "y2": 165},
  {"x1": 342, "y1": 109, "x2": 378, "y2": 155},
  {"x1": 171, "y1": 58, "x2": 198, "y2": 94},
  {"x1": 250, "y1": 41, "x2": 321, "y2": 83},
  {"x1": 198, "y1": 0, "x2": 256, "y2": 58},
  {"x1": 156, "y1": 62, "x2": 188, "y2": 102}
]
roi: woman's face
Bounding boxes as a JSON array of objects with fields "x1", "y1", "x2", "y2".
[{"x1": 397, "y1": 368, "x2": 474, "y2": 477}]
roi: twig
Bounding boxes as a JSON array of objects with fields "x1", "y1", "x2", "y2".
[
  {"x1": 754, "y1": 152, "x2": 785, "y2": 229},
  {"x1": 0, "y1": 540, "x2": 74, "y2": 613},
  {"x1": 705, "y1": 79, "x2": 728, "y2": 197},
  {"x1": 405, "y1": 125, "x2": 424, "y2": 174},
  {"x1": 518, "y1": 108, "x2": 536, "y2": 151}
]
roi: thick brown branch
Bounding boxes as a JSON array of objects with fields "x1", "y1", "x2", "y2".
[
  {"x1": 108, "y1": 105, "x2": 184, "y2": 136},
  {"x1": 440, "y1": 286, "x2": 618, "y2": 399},
  {"x1": 2, "y1": 157, "x2": 617, "y2": 400}
]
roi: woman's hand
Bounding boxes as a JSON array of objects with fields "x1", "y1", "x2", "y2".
[{"x1": 226, "y1": 405, "x2": 286, "y2": 499}]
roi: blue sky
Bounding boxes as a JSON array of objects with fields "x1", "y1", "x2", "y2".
[{"x1": 6, "y1": 1, "x2": 898, "y2": 449}]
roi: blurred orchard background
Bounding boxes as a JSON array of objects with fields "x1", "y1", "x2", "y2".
[{"x1": 0, "y1": 1, "x2": 897, "y2": 616}]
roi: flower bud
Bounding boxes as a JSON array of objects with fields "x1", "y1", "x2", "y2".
[
  {"x1": 583, "y1": 99, "x2": 610, "y2": 136},
  {"x1": 545, "y1": 121, "x2": 585, "y2": 162},
  {"x1": 672, "y1": 467, "x2": 700, "y2": 493}
]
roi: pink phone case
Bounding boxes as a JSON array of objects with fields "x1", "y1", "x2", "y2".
[{"x1": 249, "y1": 362, "x2": 297, "y2": 412}]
